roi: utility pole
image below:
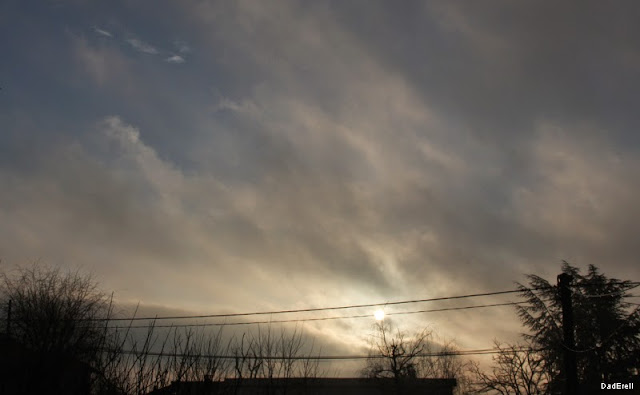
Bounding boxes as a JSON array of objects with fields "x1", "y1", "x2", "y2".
[
  {"x1": 558, "y1": 273, "x2": 578, "y2": 395},
  {"x1": 5, "y1": 299, "x2": 11, "y2": 337}
]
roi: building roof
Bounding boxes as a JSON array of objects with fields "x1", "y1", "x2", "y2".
[{"x1": 148, "y1": 377, "x2": 457, "y2": 395}]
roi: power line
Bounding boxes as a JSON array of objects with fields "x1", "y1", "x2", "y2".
[
  {"x1": 91, "y1": 287, "x2": 554, "y2": 322},
  {"x1": 571, "y1": 281, "x2": 640, "y2": 287},
  {"x1": 88, "y1": 282, "x2": 640, "y2": 323},
  {"x1": 103, "y1": 301, "x2": 524, "y2": 329},
  {"x1": 113, "y1": 346, "x2": 547, "y2": 361},
  {"x1": 11, "y1": 281, "x2": 639, "y2": 326},
  {"x1": 580, "y1": 283, "x2": 640, "y2": 298}
]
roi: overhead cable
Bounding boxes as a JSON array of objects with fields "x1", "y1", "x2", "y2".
[{"x1": 91, "y1": 287, "x2": 554, "y2": 322}]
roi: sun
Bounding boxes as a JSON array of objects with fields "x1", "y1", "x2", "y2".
[{"x1": 374, "y1": 309, "x2": 385, "y2": 321}]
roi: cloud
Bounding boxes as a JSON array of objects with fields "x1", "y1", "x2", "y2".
[
  {"x1": 165, "y1": 55, "x2": 185, "y2": 64},
  {"x1": 510, "y1": 122, "x2": 640, "y2": 274},
  {"x1": 126, "y1": 38, "x2": 159, "y2": 54},
  {"x1": 92, "y1": 26, "x2": 113, "y2": 37},
  {"x1": 0, "y1": 117, "x2": 225, "y2": 305},
  {"x1": 180, "y1": 0, "x2": 640, "y2": 345},
  {"x1": 174, "y1": 40, "x2": 191, "y2": 53},
  {"x1": 5, "y1": 0, "x2": 640, "y2": 374},
  {"x1": 73, "y1": 36, "x2": 130, "y2": 86}
]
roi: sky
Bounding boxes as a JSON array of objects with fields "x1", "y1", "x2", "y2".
[{"x1": 2, "y1": 0, "x2": 640, "y2": 376}]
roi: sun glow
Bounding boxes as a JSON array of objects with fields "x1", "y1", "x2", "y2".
[{"x1": 374, "y1": 309, "x2": 385, "y2": 321}]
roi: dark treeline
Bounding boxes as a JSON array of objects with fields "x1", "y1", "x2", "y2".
[
  {"x1": 0, "y1": 265, "x2": 327, "y2": 394},
  {"x1": 1, "y1": 263, "x2": 638, "y2": 394}
]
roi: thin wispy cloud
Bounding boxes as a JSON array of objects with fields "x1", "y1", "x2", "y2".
[
  {"x1": 73, "y1": 37, "x2": 130, "y2": 87},
  {"x1": 126, "y1": 38, "x2": 158, "y2": 54},
  {"x1": 174, "y1": 40, "x2": 191, "y2": 54},
  {"x1": 93, "y1": 26, "x2": 113, "y2": 37},
  {"x1": 165, "y1": 55, "x2": 185, "y2": 64}
]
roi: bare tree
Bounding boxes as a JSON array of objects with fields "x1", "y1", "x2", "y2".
[
  {"x1": 1, "y1": 264, "x2": 116, "y2": 393},
  {"x1": 232, "y1": 331, "x2": 263, "y2": 380},
  {"x1": 361, "y1": 321, "x2": 430, "y2": 381},
  {"x1": 420, "y1": 337, "x2": 472, "y2": 395},
  {"x1": 98, "y1": 323, "x2": 232, "y2": 394},
  {"x1": 296, "y1": 338, "x2": 322, "y2": 381},
  {"x1": 91, "y1": 316, "x2": 172, "y2": 394},
  {"x1": 1, "y1": 264, "x2": 323, "y2": 394},
  {"x1": 471, "y1": 340, "x2": 550, "y2": 395},
  {"x1": 1, "y1": 265, "x2": 111, "y2": 354},
  {"x1": 362, "y1": 321, "x2": 471, "y2": 394},
  {"x1": 227, "y1": 324, "x2": 324, "y2": 394}
]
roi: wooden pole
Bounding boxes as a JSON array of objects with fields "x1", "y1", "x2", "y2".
[
  {"x1": 6, "y1": 299, "x2": 11, "y2": 336},
  {"x1": 558, "y1": 273, "x2": 577, "y2": 395}
]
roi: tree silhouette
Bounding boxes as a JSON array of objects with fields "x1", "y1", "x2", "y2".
[
  {"x1": 0, "y1": 265, "x2": 326, "y2": 394},
  {"x1": 471, "y1": 340, "x2": 550, "y2": 395},
  {"x1": 1, "y1": 264, "x2": 115, "y2": 393},
  {"x1": 515, "y1": 262, "x2": 640, "y2": 392},
  {"x1": 361, "y1": 320, "x2": 469, "y2": 394},
  {"x1": 361, "y1": 321, "x2": 429, "y2": 381}
]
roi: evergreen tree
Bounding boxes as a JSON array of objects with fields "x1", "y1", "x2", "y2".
[{"x1": 516, "y1": 262, "x2": 640, "y2": 391}]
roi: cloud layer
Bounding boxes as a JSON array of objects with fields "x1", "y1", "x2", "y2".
[{"x1": 2, "y1": 0, "x2": 640, "y2": 374}]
